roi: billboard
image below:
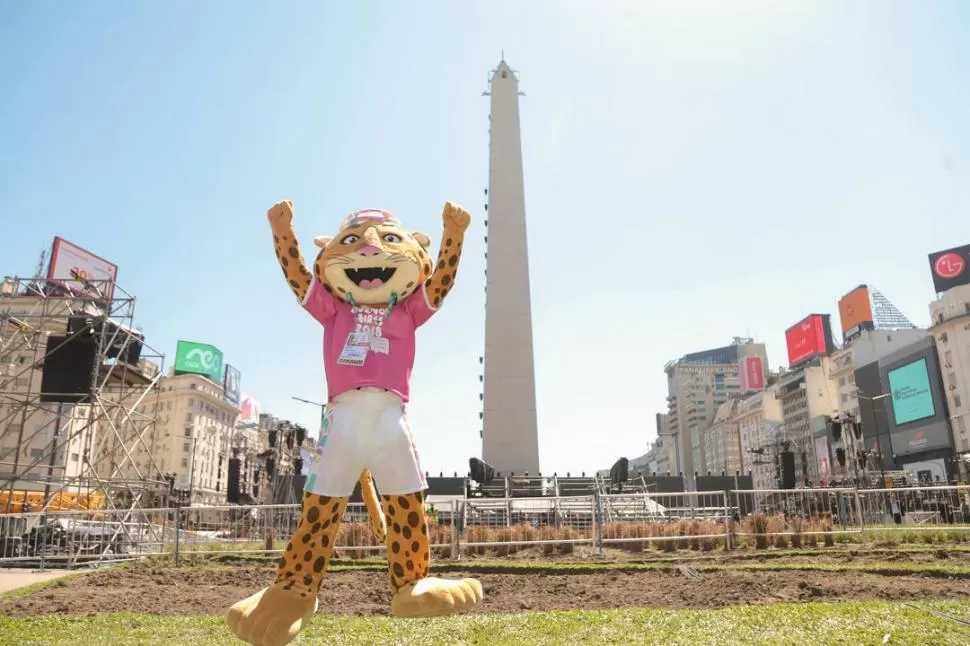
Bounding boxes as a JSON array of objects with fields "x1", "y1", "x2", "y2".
[
  {"x1": 224, "y1": 364, "x2": 241, "y2": 406},
  {"x1": 239, "y1": 396, "x2": 261, "y2": 424},
  {"x1": 837, "y1": 285, "x2": 874, "y2": 340},
  {"x1": 46, "y1": 236, "x2": 119, "y2": 303},
  {"x1": 887, "y1": 358, "x2": 936, "y2": 426},
  {"x1": 784, "y1": 314, "x2": 835, "y2": 367},
  {"x1": 927, "y1": 244, "x2": 970, "y2": 293},
  {"x1": 890, "y1": 425, "x2": 952, "y2": 456},
  {"x1": 738, "y1": 356, "x2": 765, "y2": 392},
  {"x1": 878, "y1": 337, "x2": 953, "y2": 459},
  {"x1": 174, "y1": 340, "x2": 224, "y2": 384}
]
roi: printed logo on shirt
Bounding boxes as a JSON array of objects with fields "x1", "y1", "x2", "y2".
[{"x1": 351, "y1": 305, "x2": 388, "y2": 339}]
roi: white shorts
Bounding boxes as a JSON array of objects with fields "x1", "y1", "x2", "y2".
[{"x1": 304, "y1": 387, "x2": 428, "y2": 497}]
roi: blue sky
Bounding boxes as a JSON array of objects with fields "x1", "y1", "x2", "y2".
[{"x1": 2, "y1": 1, "x2": 968, "y2": 476}]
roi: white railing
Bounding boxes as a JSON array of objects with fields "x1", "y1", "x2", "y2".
[{"x1": 1, "y1": 485, "x2": 967, "y2": 568}]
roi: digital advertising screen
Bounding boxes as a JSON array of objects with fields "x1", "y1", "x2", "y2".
[
  {"x1": 837, "y1": 285, "x2": 874, "y2": 340},
  {"x1": 738, "y1": 356, "x2": 765, "y2": 392},
  {"x1": 224, "y1": 364, "x2": 241, "y2": 406},
  {"x1": 47, "y1": 236, "x2": 119, "y2": 303},
  {"x1": 174, "y1": 340, "x2": 225, "y2": 384},
  {"x1": 887, "y1": 358, "x2": 936, "y2": 426},
  {"x1": 784, "y1": 314, "x2": 833, "y2": 367},
  {"x1": 927, "y1": 244, "x2": 970, "y2": 293}
]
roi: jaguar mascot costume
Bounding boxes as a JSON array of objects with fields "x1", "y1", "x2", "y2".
[{"x1": 226, "y1": 200, "x2": 483, "y2": 645}]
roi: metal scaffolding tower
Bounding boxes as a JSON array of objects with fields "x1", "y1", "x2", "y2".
[{"x1": 0, "y1": 275, "x2": 167, "y2": 514}]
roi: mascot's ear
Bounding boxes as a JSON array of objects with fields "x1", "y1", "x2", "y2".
[
  {"x1": 413, "y1": 232, "x2": 432, "y2": 249},
  {"x1": 313, "y1": 236, "x2": 332, "y2": 249}
]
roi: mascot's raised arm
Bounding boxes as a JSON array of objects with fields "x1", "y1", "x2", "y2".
[{"x1": 226, "y1": 200, "x2": 482, "y2": 646}]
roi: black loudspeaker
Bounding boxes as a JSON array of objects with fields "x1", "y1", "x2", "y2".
[
  {"x1": 40, "y1": 335, "x2": 97, "y2": 403},
  {"x1": 610, "y1": 457, "x2": 630, "y2": 485},
  {"x1": 227, "y1": 458, "x2": 242, "y2": 503},
  {"x1": 469, "y1": 458, "x2": 495, "y2": 484},
  {"x1": 831, "y1": 421, "x2": 843, "y2": 442},
  {"x1": 67, "y1": 316, "x2": 144, "y2": 365},
  {"x1": 780, "y1": 451, "x2": 796, "y2": 489}
]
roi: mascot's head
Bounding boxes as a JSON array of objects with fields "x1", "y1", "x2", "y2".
[{"x1": 311, "y1": 209, "x2": 434, "y2": 307}]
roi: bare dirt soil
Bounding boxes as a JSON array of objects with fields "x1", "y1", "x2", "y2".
[
  {"x1": 460, "y1": 543, "x2": 970, "y2": 567},
  {"x1": 2, "y1": 550, "x2": 970, "y2": 618}
]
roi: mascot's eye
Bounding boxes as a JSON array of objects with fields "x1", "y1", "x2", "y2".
[
  {"x1": 340, "y1": 234, "x2": 360, "y2": 245},
  {"x1": 382, "y1": 233, "x2": 402, "y2": 243}
]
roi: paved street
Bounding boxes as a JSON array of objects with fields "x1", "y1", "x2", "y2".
[{"x1": 0, "y1": 568, "x2": 74, "y2": 594}]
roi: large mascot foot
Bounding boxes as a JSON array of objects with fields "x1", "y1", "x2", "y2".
[
  {"x1": 390, "y1": 576, "x2": 484, "y2": 618},
  {"x1": 226, "y1": 583, "x2": 317, "y2": 646}
]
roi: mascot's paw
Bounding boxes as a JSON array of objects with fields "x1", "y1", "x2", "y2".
[
  {"x1": 442, "y1": 201, "x2": 472, "y2": 232},
  {"x1": 225, "y1": 584, "x2": 317, "y2": 646},
  {"x1": 390, "y1": 576, "x2": 484, "y2": 618},
  {"x1": 267, "y1": 200, "x2": 294, "y2": 226}
]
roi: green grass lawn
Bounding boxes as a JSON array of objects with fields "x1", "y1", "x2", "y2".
[{"x1": 1, "y1": 603, "x2": 969, "y2": 645}]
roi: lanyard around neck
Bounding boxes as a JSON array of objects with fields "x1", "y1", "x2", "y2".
[{"x1": 347, "y1": 291, "x2": 397, "y2": 321}]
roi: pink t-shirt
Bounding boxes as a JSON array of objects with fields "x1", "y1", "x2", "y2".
[{"x1": 300, "y1": 277, "x2": 438, "y2": 403}]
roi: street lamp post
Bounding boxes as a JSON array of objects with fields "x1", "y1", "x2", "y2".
[{"x1": 854, "y1": 390, "x2": 892, "y2": 487}]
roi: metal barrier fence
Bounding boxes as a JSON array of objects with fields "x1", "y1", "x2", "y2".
[{"x1": 2, "y1": 485, "x2": 968, "y2": 569}]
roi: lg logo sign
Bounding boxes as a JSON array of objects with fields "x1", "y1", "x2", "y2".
[{"x1": 934, "y1": 252, "x2": 966, "y2": 280}]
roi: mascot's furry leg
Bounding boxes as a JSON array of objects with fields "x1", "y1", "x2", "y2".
[
  {"x1": 226, "y1": 494, "x2": 348, "y2": 646},
  {"x1": 381, "y1": 491, "x2": 482, "y2": 617},
  {"x1": 226, "y1": 470, "x2": 382, "y2": 646}
]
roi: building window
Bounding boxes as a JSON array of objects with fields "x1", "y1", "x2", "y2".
[
  {"x1": 955, "y1": 394, "x2": 963, "y2": 409},
  {"x1": 186, "y1": 413, "x2": 193, "y2": 422}
]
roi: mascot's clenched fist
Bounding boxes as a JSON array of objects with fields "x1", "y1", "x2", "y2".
[{"x1": 225, "y1": 202, "x2": 482, "y2": 646}]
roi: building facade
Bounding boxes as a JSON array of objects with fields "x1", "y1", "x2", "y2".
[
  {"x1": 704, "y1": 398, "x2": 743, "y2": 476},
  {"x1": 152, "y1": 371, "x2": 240, "y2": 506},
  {"x1": 776, "y1": 357, "x2": 839, "y2": 487},
  {"x1": 929, "y1": 283, "x2": 970, "y2": 470},
  {"x1": 665, "y1": 340, "x2": 768, "y2": 477},
  {"x1": 828, "y1": 328, "x2": 930, "y2": 420},
  {"x1": 735, "y1": 385, "x2": 784, "y2": 490}
]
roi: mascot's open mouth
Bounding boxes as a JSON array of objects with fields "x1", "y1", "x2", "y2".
[{"x1": 345, "y1": 267, "x2": 397, "y2": 289}]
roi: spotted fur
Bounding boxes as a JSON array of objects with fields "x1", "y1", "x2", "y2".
[
  {"x1": 380, "y1": 491, "x2": 431, "y2": 592},
  {"x1": 227, "y1": 200, "x2": 479, "y2": 643},
  {"x1": 423, "y1": 202, "x2": 471, "y2": 309},
  {"x1": 272, "y1": 494, "x2": 348, "y2": 597},
  {"x1": 267, "y1": 200, "x2": 313, "y2": 302}
]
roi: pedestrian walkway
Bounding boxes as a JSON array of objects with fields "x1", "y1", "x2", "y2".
[{"x1": 0, "y1": 568, "x2": 75, "y2": 594}]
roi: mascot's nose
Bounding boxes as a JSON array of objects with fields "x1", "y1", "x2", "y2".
[{"x1": 357, "y1": 245, "x2": 381, "y2": 257}]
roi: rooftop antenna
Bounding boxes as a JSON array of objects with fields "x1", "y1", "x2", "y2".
[{"x1": 34, "y1": 248, "x2": 47, "y2": 280}]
